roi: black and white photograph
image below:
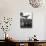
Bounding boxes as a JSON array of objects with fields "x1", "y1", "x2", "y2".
[{"x1": 20, "y1": 12, "x2": 33, "y2": 28}]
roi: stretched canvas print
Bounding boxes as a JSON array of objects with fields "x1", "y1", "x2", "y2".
[{"x1": 20, "y1": 12, "x2": 33, "y2": 28}]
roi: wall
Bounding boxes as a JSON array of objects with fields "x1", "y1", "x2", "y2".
[{"x1": 0, "y1": 0, "x2": 46, "y2": 40}]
